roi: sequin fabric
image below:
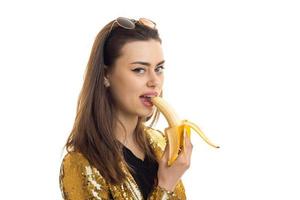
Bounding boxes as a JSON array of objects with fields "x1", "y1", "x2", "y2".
[{"x1": 59, "y1": 126, "x2": 186, "y2": 200}]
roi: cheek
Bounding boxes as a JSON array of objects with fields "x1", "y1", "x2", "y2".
[
  {"x1": 160, "y1": 76, "x2": 164, "y2": 85},
  {"x1": 111, "y1": 76, "x2": 144, "y2": 102}
]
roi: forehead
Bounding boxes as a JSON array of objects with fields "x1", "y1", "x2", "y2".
[{"x1": 118, "y1": 40, "x2": 164, "y2": 63}]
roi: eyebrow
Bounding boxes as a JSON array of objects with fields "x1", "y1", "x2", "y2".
[{"x1": 130, "y1": 60, "x2": 165, "y2": 67}]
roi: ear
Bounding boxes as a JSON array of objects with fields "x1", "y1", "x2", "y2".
[
  {"x1": 104, "y1": 74, "x2": 110, "y2": 81},
  {"x1": 103, "y1": 65, "x2": 110, "y2": 87},
  {"x1": 104, "y1": 77, "x2": 110, "y2": 87},
  {"x1": 104, "y1": 65, "x2": 110, "y2": 79}
]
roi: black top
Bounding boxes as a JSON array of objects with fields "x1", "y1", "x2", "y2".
[{"x1": 122, "y1": 145, "x2": 159, "y2": 199}]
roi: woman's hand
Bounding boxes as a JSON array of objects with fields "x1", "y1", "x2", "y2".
[{"x1": 157, "y1": 129, "x2": 193, "y2": 191}]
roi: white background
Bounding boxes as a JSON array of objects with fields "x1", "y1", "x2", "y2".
[{"x1": 0, "y1": 0, "x2": 299, "y2": 199}]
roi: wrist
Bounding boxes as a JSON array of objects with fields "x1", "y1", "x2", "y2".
[
  {"x1": 157, "y1": 180, "x2": 176, "y2": 192},
  {"x1": 151, "y1": 184, "x2": 176, "y2": 199}
]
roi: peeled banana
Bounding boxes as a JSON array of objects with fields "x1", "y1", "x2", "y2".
[{"x1": 151, "y1": 96, "x2": 219, "y2": 166}]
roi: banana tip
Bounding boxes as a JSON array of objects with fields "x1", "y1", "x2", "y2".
[{"x1": 150, "y1": 96, "x2": 156, "y2": 102}]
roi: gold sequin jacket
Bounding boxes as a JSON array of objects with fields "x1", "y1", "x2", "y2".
[{"x1": 59, "y1": 127, "x2": 186, "y2": 200}]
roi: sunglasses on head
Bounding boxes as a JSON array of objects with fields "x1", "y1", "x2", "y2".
[{"x1": 108, "y1": 17, "x2": 156, "y2": 34}]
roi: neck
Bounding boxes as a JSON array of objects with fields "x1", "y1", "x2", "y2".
[{"x1": 114, "y1": 110, "x2": 139, "y2": 145}]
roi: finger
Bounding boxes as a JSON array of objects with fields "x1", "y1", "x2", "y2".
[
  {"x1": 160, "y1": 141, "x2": 169, "y2": 162},
  {"x1": 184, "y1": 129, "x2": 193, "y2": 159},
  {"x1": 185, "y1": 128, "x2": 192, "y2": 146},
  {"x1": 183, "y1": 128, "x2": 187, "y2": 156},
  {"x1": 186, "y1": 141, "x2": 193, "y2": 162}
]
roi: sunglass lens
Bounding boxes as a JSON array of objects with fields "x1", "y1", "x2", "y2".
[
  {"x1": 116, "y1": 17, "x2": 135, "y2": 29},
  {"x1": 139, "y1": 18, "x2": 156, "y2": 29}
]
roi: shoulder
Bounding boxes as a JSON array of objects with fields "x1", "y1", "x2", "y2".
[
  {"x1": 144, "y1": 126, "x2": 167, "y2": 159},
  {"x1": 60, "y1": 151, "x2": 107, "y2": 182},
  {"x1": 59, "y1": 151, "x2": 110, "y2": 199},
  {"x1": 59, "y1": 151, "x2": 94, "y2": 187},
  {"x1": 61, "y1": 151, "x2": 90, "y2": 168},
  {"x1": 60, "y1": 151, "x2": 96, "y2": 178},
  {"x1": 144, "y1": 126, "x2": 166, "y2": 149}
]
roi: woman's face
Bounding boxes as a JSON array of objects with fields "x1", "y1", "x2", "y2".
[{"x1": 106, "y1": 39, "x2": 164, "y2": 118}]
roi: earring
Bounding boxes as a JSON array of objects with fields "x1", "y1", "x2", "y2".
[{"x1": 104, "y1": 78, "x2": 110, "y2": 87}]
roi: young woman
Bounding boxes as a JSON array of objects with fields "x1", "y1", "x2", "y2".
[{"x1": 59, "y1": 17, "x2": 193, "y2": 200}]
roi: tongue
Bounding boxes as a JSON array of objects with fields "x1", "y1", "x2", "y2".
[
  {"x1": 140, "y1": 96, "x2": 149, "y2": 99},
  {"x1": 140, "y1": 96, "x2": 152, "y2": 103}
]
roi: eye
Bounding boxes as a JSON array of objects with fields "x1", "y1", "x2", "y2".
[
  {"x1": 155, "y1": 66, "x2": 165, "y2": 73},
  {"x1": 132, "y1": 67, "x2": 146, "y2": 74},
  {"x1": 132, "y1": 66, "x2": 165, "y2": 74}
]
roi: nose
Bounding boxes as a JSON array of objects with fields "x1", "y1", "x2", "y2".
[{"x1": 146, "y1": 70, "x2": 161, "y2": 88}]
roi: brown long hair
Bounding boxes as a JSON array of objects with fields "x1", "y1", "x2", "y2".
[{"x1": 63, "y1": 18, "x2": 163, "y2": 184}]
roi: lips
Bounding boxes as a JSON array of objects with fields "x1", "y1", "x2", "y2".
[
  {"x1": 139, "y1": 95, "x2": 152, "y2": 104},
  {"x1": 139, "y1": 92, "x2": 158, "y2": 98},
  {"x1": 139, "y1": 92, "x2": 158, "y2": 106}
]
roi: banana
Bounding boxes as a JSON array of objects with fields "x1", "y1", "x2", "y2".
[{"x1": 151, "y1": 96, "x2": 219, "y2": 166}]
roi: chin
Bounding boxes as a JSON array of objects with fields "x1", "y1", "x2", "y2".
[{"x1": 138, "y1": 108, "x2": 154, "y2": 118}]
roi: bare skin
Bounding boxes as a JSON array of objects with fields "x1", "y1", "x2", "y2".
[{"x1": 105, "y1": 39, "x2": 193, "y2": 192}]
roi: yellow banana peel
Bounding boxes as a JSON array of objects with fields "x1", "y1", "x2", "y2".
[{"x1": 151, "y1": 96, "x2": 220, "y2": 166}]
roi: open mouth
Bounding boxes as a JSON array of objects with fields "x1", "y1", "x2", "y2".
[
  {"x1": 139, "y1": 95, "x2": 153, "y2": 106},
  {"x1": 140, "y1": 95, "x2": 151, "y2": 99}
]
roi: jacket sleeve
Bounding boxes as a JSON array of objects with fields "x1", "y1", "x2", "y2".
[
  {"x1": 144, "y1": 127, "x2": 187, "y2": 199},
  {"x1": 59, "y1": 152, "x2": 111, "y2": 200},
  {"x1": 147, "y1": 180, "x2": 186, "y2": 200}
]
